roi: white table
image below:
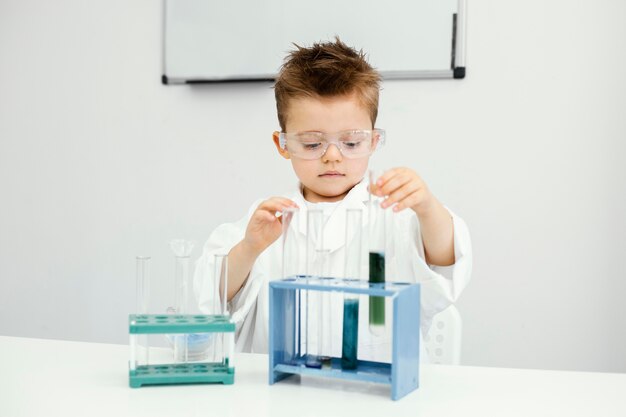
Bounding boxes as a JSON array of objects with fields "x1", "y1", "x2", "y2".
[{"x1": 1, "y1": 336, "x2": 625, "y2": 417}]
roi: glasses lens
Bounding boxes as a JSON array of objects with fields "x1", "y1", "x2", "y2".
[
  {"x1": 339, "y1": 131, "x2": 372, "y2": 157},
  {"x1": 288, "y1": 133, "x2": 326, "y2": 159}
]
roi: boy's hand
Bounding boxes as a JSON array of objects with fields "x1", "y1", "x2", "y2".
[
  {"x1": 371, "y1": 167, "x2": 437, "y2": 217},
  {"x1": 243, "y1": 197, "x2": 299, "y2": 255}
]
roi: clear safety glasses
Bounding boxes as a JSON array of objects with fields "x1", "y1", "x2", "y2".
[{"x1": 278, "y1": 129, "x2": 386, "y2": 160}]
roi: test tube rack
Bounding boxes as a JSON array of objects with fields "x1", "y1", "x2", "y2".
[
  {"x1": 268, "y1": 276, "x2": 420, "y2": 401},
  {"x1": 128, "y1": 314, "x2": 235, "y2": 388}
]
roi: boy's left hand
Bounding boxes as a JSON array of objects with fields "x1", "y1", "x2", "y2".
[{"x1": 371, "y1": 167, "x2": 436, "y2": 216}]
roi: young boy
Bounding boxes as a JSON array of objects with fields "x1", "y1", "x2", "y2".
[{"x1": 194, "y1": 39, "x2": 472, "y2": 360}]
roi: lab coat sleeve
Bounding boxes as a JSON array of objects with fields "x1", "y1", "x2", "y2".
[
  {"x1": 193, "y1": 199, "x2": 265, "y2": 327},
  {"x1": 400, "y1": 207, "x2": 473, "y2": 333},
  {"x1": 428, "y1": 208, "x2": 472, "y2": 298}
]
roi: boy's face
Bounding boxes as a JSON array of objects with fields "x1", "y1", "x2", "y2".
[{"x1": 273, "y1": 94, "x2": 374, "y2": 202}]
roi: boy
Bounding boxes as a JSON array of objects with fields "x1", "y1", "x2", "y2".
[{"x1": 194, "y1": 39, "x2": 472, "y2": 359}]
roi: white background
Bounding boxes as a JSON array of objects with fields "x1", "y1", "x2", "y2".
[{"x1": 1, "y1": 0, "x2": 625, "y2": 372}]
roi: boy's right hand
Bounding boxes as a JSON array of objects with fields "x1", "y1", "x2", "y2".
[{"x1": 243, "y1": 197, "x2": 299, "y2": 256}]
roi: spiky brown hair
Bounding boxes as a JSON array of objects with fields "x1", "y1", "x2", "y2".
[{"x1": 274, "y1": 38, "x2": 381, "y2": 131}]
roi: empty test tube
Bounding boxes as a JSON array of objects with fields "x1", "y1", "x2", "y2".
[
  {"x1": 214, "y1": 254, "x2": 229, "y2": 364},
  {"x1": 305, "y1": 209, "x2": 323, "y2": 368},
  {"x1": 174, "y1": 254, "x2": 192, "y2": 362},
  {"x1": 135, "y1": 256, "x2": 151, "y2": 367},
  {"x1": 281, "y1": 207, "x2": 301, "y2": 363},
  {"x1": 215, "y1": 254, "x2": 228, "y2": 316},
  {"x1": 281, "y1": 207, "x2": 301, "y2": 279},
  {"x1": 317, "y1": 249, "x2": 332, "y2": 368}
]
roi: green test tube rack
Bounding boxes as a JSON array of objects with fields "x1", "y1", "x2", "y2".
[{"x1": 128, "y1": 314, "x2": 235, "y2": 388}]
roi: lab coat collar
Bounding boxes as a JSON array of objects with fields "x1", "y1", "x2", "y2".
[{"x1": 290, "y1": 178, "x2": 372, "y2": 253}]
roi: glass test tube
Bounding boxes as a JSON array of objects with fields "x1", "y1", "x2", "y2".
[
  {"x1": 282, "y1": 207, "x2": 300, "y2": 363},
  {"x1": 368, "y1": 170, "x2": 386, "y2": 336},
  {"x1": 135, "y1": 256, "x2": 150, "y2": 367},
  {"x1": 174, "y1": 255, "x2": 191, "y2": 362},
  {"x1": 214, "y1": 254, "x2": 228, "y2": 365},
  {"x1": 342, "y1": 209, "x2": 362, "y2": 369},
  {"x1": 215, "y1": 254, "x2": 228, "y2": 316},
  {"x1": 305, "y1": 209, "x2": 323, "y2": 368},
  {"x1": 282, "y1": 207, "x2": 301, "y2": 279},
  {"x1": 317, "y1": 249, "x2": 332, "y2": 368}
]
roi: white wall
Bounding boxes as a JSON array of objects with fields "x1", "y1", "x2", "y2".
[{"x1": 1, "y1": 0, "x2": 624, "y2": 372}]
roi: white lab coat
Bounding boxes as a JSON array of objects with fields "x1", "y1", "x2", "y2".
[{"x1": 193, "y1": 179, "x2": 472, "y2": 362}]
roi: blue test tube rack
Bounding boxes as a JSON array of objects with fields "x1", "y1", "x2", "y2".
[{"x1": 268, "y1": 276, "x2": 420, "y2": 400}]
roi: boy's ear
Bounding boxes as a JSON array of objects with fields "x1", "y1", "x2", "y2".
[{"x1": 272, "y1": 131, "x2": 291, "y2": 160}]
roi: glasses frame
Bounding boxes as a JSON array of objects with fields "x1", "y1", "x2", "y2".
[{"x1": 278, "y1": 129, "x2": 386, "y2": 160}]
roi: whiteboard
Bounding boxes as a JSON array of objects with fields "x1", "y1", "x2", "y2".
[{"x1": 163, "y1": 0, "x2": 466, "y2": 83}]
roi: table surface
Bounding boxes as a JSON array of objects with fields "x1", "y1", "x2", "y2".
[{"x1": 1, "y1": 335, "x2": 625, "y2": 417}]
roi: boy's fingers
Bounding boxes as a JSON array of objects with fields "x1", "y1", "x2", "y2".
[
  {"x1": 257, "y1": 212, "x2": 282, "y2": 230},
  {"x1": 379, "y1": 173, "x2": 411, "y2": 197},
  {"x1": 257, "y1": 198, "x2": 298, "y2": 213},
  {"x1": 268, "y1": 197, "x2": 299, "y2": 209},
  {"x1": 376, "y1": 168, "x2": 401, "y2": 187},
  {"x1": 268, "y1": 196, "x2": 298, "y2": 206},
  {"x1": 252, "y1": 210, "x2": 275, "y2": 223},
  {"x1": 393, "y1": 190, "x2": 420, "y2": 212},
  {"x1": 265, "y1": 211, "x2": 279, "y2": 221},
  {"x1": 382, "y1": 182, "x2": 416, "y2": 208}
]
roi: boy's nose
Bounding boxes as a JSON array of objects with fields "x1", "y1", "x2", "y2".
[{"x1": 322, "y1": 143, "x2": 343, "y2": 163}]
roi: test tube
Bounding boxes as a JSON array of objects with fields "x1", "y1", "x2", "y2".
[
  {"x1": 135, "y1": 256, "x2": 150, "y2": 367},
  {"x1": 317, "y1": 249, "x2": 332, "y2": 368},
  {"x1": 305, "y1": 209, "x2": 323, "y2": 368},
  {"x1": 306, "y1": 209, "x2": 324, "y2": 277},
  {"x1": 173, "y1": 254, "x2": 191, "y2": 362},
  {"x1": 214, "y1": 254, "x2": 228, "y2": 364},
  {"x1": 342, "y1": 209, "x2": 362, "y2": 369},
  {"x1": 368, "y1": 176, "x2": 386, "y2": 336},
  {"x1": 282, "y1": 207, "x2": 301, "y2": 279},
  {"x1": 281, "y1": 207, "x2": 300, "y2": 363},
  {"x1": 174, "y1": 255, "x2": 192, "y2": 313},
  {"x1": 215, "y1": 254, "x2": 228, "y2": 316}
]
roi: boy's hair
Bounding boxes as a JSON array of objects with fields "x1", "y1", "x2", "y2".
[{"x1": 274, "y1": 38, "x2": 381, "y2": 132}]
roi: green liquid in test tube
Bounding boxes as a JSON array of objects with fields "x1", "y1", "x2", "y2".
[
  {"x1": 368, "y1": 251, "x2": 385, "y2": 327},
  {"x1": 368, "y1": 169, "x2": 386, "y2": 336}
]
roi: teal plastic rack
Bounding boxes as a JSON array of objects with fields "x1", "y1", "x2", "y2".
[
  {"x1": 128, "y1": 314, "x2": 235, "y2": 388},
  {"x1": 129, "y1": 314, "x2": 235, "y2": 334}
]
